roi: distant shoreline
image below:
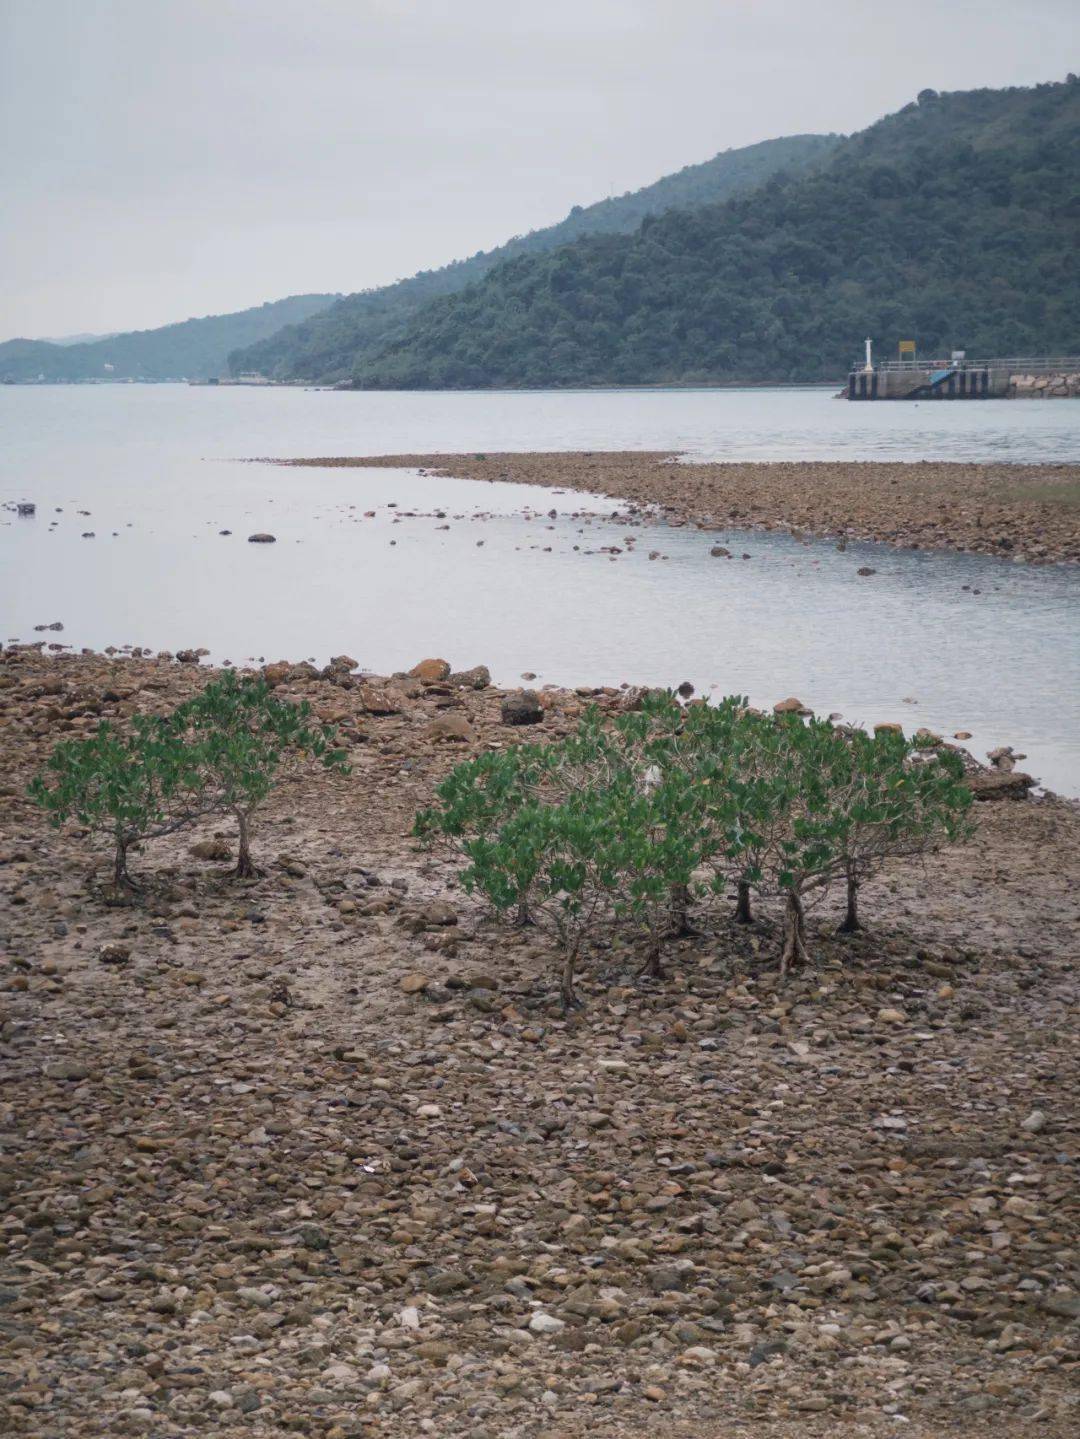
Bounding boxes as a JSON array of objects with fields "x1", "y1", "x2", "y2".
[{"x1": 274, "y1": 452, "x2": 1080, "y2": 566}]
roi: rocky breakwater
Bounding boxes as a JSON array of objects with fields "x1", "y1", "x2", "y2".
[
  {"x1": 0, "y1": 646, "x2": 1078, "y2": 1438},
  {"x1": 1009, "y1": 372, "x2": 1080, "y2": 399},
  {"x1": 280, "y1": 454, "x2": 1080, "y2": 567}
]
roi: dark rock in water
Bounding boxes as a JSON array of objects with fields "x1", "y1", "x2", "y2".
[
  {"x1": 709, "y1": 545, "x2": 731, "y2": 558},
  {"x1": 857, "y1": 566, "x2": 877, "y2": 577},
  {"x1": 17, "y1": 502, "x2": 36, "y2": 517},
  {"x1": 248, "y1": 533, "x2": 276, "y2": 543},
  {"x1": 968, "y1": 770, "x2": 1035, "y2": 801},
  {"x1": 175, "y1": 649, "x2": 201, "y2": 664},
  {"x1": 502, "y1": 689, "x2": 544, "y2": 726}
]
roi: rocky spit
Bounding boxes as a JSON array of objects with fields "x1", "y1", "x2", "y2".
[
  {"x1": 279, "y1": 455, "x2": 1080, "y2": 567},
  {"x1": 1, "y1": 647, "x2": 1078, "y2": 1439}
]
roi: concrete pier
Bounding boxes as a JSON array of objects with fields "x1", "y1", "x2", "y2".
[{"x1": 846, "y1": 356, "x2": 1080, "y2": 400}]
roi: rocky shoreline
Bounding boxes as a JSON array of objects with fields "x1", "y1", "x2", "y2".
[
  {"x1": 2, "y1": 646, "x2": 1078, "y2": 1438},
  {"x1": 278, "y1": 454, "x2": 1080, "y2": 566}
]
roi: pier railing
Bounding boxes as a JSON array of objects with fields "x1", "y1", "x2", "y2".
[{"x1": 864, "y1": 356, "x2": 1080, "y2": 374}]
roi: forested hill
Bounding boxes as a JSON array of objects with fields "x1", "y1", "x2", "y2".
[
  {"x1": 348, "y1": 79, "x2": 1080, "y2": 390},
  {"x1": 227, "y1": 134, "x2": 839, "y2": 384},
  {"x1": 0, "y1": 294, "x2": 339, "y2": 383}
]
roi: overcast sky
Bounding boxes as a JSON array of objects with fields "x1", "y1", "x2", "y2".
[{"x1": 2, "y1": 0, "x2": 1076, "y2": 339}]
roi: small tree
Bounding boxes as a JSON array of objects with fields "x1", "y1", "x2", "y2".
[
  {"x1": 831, "y1": 729, "x2": 973, "y2": 933},
  {"x1": 172, "y1": 673, "x2": 348, "y2": 877},
  {"x1": 28, "y1": 716, "x2": 213, "y2": 892},
  {"x1": 461, "y1": 796, "x2": 619, "y2": 1011},
  {"x1": 746, "y1": 716, "x2": 974, "y2": 971},
  {"x1": 415, "y1": 744, "x2": 551, "y2": 923}
]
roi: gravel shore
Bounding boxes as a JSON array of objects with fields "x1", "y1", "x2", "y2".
[
  {"x1": 2, "y1": 647, "x2": 1078, "y2": 1438},
  {"x1": 278, "y1": 454, "x2": 1080, "y2": 565}
]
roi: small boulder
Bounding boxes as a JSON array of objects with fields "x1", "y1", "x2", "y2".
[
  {"x1": 427, "y1": 712, "x2": 475, "y2": 743},
  {"x1": 357, "y1": 684, "x2": 402, "y2": 715},
  {"x1": 709, "y1": 545, "x2": 731, "y2": 558},
  {"x1": 856, "y1": 566, "x2": 877, "y2": 577},
  {"x1": 502, "y1": 689, "x2": 544, "y2": 726},
  {"x1": 419, "y1": 900, "x2": 458, "y2": 927},
  {"x1": 773, "y1": 697, "x2": 810, "y2": 715},
  {"x1": 247, "y1": 533, "x2": 276, "y2": 543},
  {"x1": 448, "y1": 665, "x2": 491, "y2": 690},
  {"x1": 99, "y1": 943, "x2": 131, "y2": 965},
  {"x1": 409, "y1": 658, "x2": 451, "y2": 682},
  {"x1": 968, "y1": 770, "x2": 1035, "y2": 801}
]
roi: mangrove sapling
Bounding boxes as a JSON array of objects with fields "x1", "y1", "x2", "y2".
[
  {"x1": 28, "y1": 716, "x2": 213, "y2": 892},
  {"x1": 831, "y1": 730, "x2": 973, "y2": 934},
  {"x1": 414, "y1": 744, "x2": 551, "y2": 921},
  {"x1": 623, "y1": 769, "x2": 718, "y2": 978},
  {"x1": 460, "y1": 794, "x2": 621, "y2": 1011},
  {"x1": 758, "y1": 716, "x2": 974, "y2": 971},
  {"x1": 171, "y1": 673, "x2": 347, "y2": 877}
]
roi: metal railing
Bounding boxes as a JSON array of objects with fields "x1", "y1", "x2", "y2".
[{"x1": 861, "y1": 356, "x2": 1080, "y2": 374}]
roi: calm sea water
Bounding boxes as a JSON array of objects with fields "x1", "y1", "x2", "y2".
[{"x1": 2, "y1": 385, "x2": 1078, "y2": 791}]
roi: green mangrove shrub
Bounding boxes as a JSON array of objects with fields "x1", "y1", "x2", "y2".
[
  {"x1": 29, "y1": 672, "x2": 348, "y2": 888},
  {"x1": 169, "y1": 672, "x2": 348, "y2": 876},
  {"x1": 28, "y1": 715, "x2": 214, "y2": 891},
  {"x1": 417, "y1": 693, "x2": 974, "y2": 1003}
]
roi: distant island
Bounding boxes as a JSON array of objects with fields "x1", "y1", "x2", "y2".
[{"x1": 0, "y1": 294, "x2": 338, "y2": 384}]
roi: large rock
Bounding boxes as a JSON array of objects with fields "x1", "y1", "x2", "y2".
[
  {"x1": 448, "y1": 665, "x2": 491, "y2": 690},
  {"x1": 409, "y1": 658, "x2": 451, "y2": 683},
  {"x1": 773, "y1": 697, "x2": 810, "y2": 715},
  {"x1": 501, "y1": 689, "x2": 544, "y2": 726},
  {"x1": 357, "y1": 684, "x2": 402, "y2": 716},
  {"x1": 968, "y1": 770, "x2": 1035, "y2": 801}
]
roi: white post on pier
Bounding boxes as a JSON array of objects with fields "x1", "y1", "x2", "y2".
[{"x1": 864, "y1": 336, "x2": 873, "y2": 372}]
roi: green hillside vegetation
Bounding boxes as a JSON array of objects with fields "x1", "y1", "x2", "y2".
[
  {"x1": 0, "y1": 294, "x2": 339, "y2": 383},
  {"x1": 227, "y1": 134, "x2": 839, "y2": 384},
  {"x1": 347, "y1": 80, "x2": 1080, "y2": 389}
]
